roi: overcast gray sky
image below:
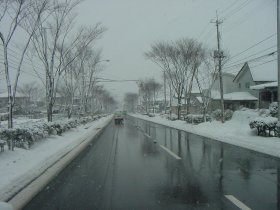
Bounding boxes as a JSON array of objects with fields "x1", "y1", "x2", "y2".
[
  {"x1": 73, "y1": 0, "x2": 276, "y2": 103},
  {"x1": 2, "y1": 0, "x2": 276, "y2": 105}
]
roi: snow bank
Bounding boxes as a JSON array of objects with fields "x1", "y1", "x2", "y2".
[
  {"x1": 130, "y1": 110, "x2": 280, "y2": 158},
  {"x1": 0, "y1": 115, "x2": 112, "y2": 202}
]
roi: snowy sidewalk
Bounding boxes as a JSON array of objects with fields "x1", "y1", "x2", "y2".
[
  {"x1": 0, "y1": 115, "x2": 112, "y2": 203},
  {"x1": 130, "y1": 112, "x2": 280, "y2": 158}
]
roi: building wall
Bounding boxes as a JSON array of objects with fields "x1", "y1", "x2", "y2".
[
  {"x1": 212, "y1": 73, "x2": 238, "y2": 94},
  {"x1": 259, "y1": 88, "x2": 278, "y2": 108},
  {"x1": 211, "y1": 100, "x2": 257, "y2": 111},
  {"x1": 234, "y1": 67, "x2": 258, "y2": 97},
  {"x1": 0, "y1": 97, "x2": 29, "y2": 109}
]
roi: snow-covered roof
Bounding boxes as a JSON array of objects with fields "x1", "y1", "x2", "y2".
[
  {"x1": 0, "y1": 92, "x2": 28, "y2": 98},
  {"x1": 212, "y1": 92, "x2": 258, "y2": 101},
  {"x1": 234, "y1": 62, "x2": 277, "y2": 82},
  {"x1": 196, "y1": 96, "x2": 203, "y2": 103},
  {"x1": 210, "y1": 90, "x2": 221, "y2": 99},
  {"x1": 191, "y1": 89, "x2": 200, "y2": 94},
  {"x1": 250, "y1": 61, "x2": 277, "y2": 82},
  {"x1": 250, "y1": 81, "x2": 278, "y2": 90}
]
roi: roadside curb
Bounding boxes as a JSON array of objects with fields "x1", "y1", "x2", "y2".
[
  {"x1": 129, "y1": 114, "x2": 280, "y2": 159},
  {"x1": 7, "y1": 116, "x2": 113, "y2": 210}
]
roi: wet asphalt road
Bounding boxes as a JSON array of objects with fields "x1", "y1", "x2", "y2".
[{"x1": 23, "y1": 116, "x2": 280, "y2": 210}]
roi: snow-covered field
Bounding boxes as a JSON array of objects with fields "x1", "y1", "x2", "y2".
[
  {"x1": 0, "y1": 115, "x2": 112, "y2": 202},
  {"x1": 130, "y1": 110, "x2": 280, "y2": 158}
]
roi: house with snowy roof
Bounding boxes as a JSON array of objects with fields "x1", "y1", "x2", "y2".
[
  {"x1": 0, "y1": 92, "x2": 29, "y2": 107},
  {"x1": 250, "y1": 81, "x2": 278, "y2": 108},
  {"x1": 211, "y1": 61, "x2": 277, "y2": 110},
  {"x1": 234, "y1": 62, "x2": 277, "y2": 108}
]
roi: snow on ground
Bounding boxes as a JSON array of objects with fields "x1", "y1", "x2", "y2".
[
  {"x1": 0, "y1": 115, "x2": 112, "y2": 201},
  {"x1": 0, "y1": 118, "x2": 44, "y2": 129},
  {"x1": 130, "y1": 110, "x2": 280, "y2": 158}
]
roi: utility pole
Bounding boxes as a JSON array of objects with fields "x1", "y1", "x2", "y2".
[
  {"x1": 43, "y1": 27, "x2": 50, "y2": 121},
  {"x1": 212, "y1": 11, "x2": 225, "y2": 123},
  {"x1": 277, "y1": 0, "x2": 280, "y2": 123},
  {"x1": 164, "y1": 71, "x2": 167, "y2": 114}
]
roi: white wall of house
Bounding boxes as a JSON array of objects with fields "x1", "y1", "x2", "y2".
[
  {"x1": 212, "y1": 73, "x2": 238, "y2": 94},
  {"x1": 233, "y1": 66, "x2": 258, "y2": 97}
]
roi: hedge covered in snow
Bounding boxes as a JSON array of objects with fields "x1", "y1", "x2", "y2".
[
  {"x1": 212, "y1": 109, "x2": 233, "y2": 121},
  {"x1": 185, "y1": 114, "x2": 211, "y2": 124},
  {"x1": 0, "y1": 115, "x2": 104, "y2": 150},
  {"x1": 269, "y1": 102, "x2": 278, "y2": 117},
  {"x1": 249, "y1": 117, "x2": 279, "y2": 137}
]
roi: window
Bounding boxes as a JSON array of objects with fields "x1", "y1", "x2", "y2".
[
  {"x1": 245, "y1": 82, "x2": 250, "y2": 89},
  {"x1": 261, "y1": 91, "x2": 272, "y2": 102},
  {"x1": 239, "y1": 83, "x2": 241, "y2": 88}
]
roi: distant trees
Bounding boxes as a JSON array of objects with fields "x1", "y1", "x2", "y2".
[
  {"x1": 124, "y1": 93, "x2": 138, "y2": 113},
  {"x1": 93, "y1": 86, "x2": 117, "y2": 113},
  {"x1": 0, "y1": 0, "x2": 50, "y2": 128},
  {"x1": 138, "y1": 78, "x2": 162, "y2": 114},
  {"x1": 145, "y1": 38, "x2": 207, "y2": 119},
  {"x1": 18, "y1": 82, "x2": 39, "y2": 104},
  {"x1": 31, "y1": 0, "x2": 106, "y2": 121},
  {"x1": 0, "y1": 0, "x2": 108, "y2": 127}
]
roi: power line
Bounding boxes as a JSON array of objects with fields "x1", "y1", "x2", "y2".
[
  {"x1": 224, "y1": 51, "x2": 277, "y2": 70},
  {"x1": 250, "y1": 58, "x2": 277, "y2": 69},
  {"x1": 0, "y1": 61, "x2": 44, "y2": 79},
  {"x1": 0, "y1": 44, "x2": 45, "y2": 71},
  {"x1": 223, "y1": 0, "x2": 252, "y2": 21},
  {"x1": 96, "y1": 77, "x2": 139, "y2": 83},
  {"x1": 223, "y1": 0, "x2": 274, "y2": 34},
  {"x1": 229, "y1": 33, "x2": 277, "y2": 60},
  {"x1": 227, "y1": 58, "x2": 277, "y2": 74},
  {"x1": 226, "y1": 45, "x2": 277, "y2": 66},
  {"x1": 0, "y1": 56, "x2": 45, "y2": 78},
  {"x1": 219, "y1": 0, "x2": 243, "y2": 16}
]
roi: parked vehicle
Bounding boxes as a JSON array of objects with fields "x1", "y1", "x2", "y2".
[{"x1": 114, "y1": 111, "x2": 124, "y2": 125}]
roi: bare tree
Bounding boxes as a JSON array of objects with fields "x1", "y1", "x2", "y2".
[
  {"x1": 0, "y1": 0, "x2": 49, "y2": 129},
  {"x1": 76, "y1": 48, "x2": 104, "y2": 114},
  {"x1": 18, "y1": 82, "x2": 39, "y2": 103},
  {"x1": 177, "y1": 39, "x2": 206, "y2": 115},
  {"x1": 138, "y1": 78, "x2": 162, "y2": 114},
  {"x1": 145, "y1": 41, "x2": 188, "y2": 119},
  {"x1": 147, "y1": 79, "x2": 162, "y2": 113},
  {"x1": 92, "y1": 86, "x2": 117, "y2": 113},
  {"x1": 145, "y1": 38, "x2": 207, "y2": 119},
  {"x1": 138, "y1": 79, "x2": 152, "y2": 113},
  {"x1": 32, "y1": 0, "x2": 106, "y2": 121},
  {"x1": 124, "y1": 93, "x2": 138, "y2": 113},
  {"x1": 194, "y1": 51, "x2": 217, "y2": 121}
]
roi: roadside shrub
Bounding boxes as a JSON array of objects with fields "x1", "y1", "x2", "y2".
[
  {"x1": 167, "y1": 114, "x2": 177, "y2": 121},
  {"x1": 249, "y1": 117, "x2": 278, "y2": 137},
  {"x1": 212, "y1": 109, "x2": 222, "y2": 120},
  {"x1": 258, "y1": 108, "x2": 271, "y2": 117},
  {"x1": 224, "y1": 110, "x2": 233, "y2": 121},
  {"x1": 0, "y1": 115, "x2": 102, "y2": 150},
  {"x1": 269, "y1": 102, "x2": 278, "y2": 117},
  {"x1": 212, "y1": 109, "x2": 233, "y2": 121},
  {"x1": 185, "y1": 114, "x2": 211, "y2": 124}
]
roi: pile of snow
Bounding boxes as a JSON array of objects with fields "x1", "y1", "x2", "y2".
[
  {"x1": 231, "y1": 109, "x2": 259, "y2": 123},
  {"x1": 0, "y1": 202, "x2": 13, "y2": 210},
  {"x1": 0, "y1": 115, "x2": 112, "y2": 201},
  {"x1": 130, "y1": 110, "x2": 280, "y2": 158}
]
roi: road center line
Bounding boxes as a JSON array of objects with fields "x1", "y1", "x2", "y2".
[
  {"x1": 159, "y1": 145, "x2": 181, "y2": 160},
  {"x1": 224, "y1": 195, "x2": 252, "y2": 210}
]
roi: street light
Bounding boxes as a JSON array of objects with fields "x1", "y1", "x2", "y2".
[{"x1": 96, "y1": 59, "x2": 110, "y2": 64}]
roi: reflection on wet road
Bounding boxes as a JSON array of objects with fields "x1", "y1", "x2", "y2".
[{"x1": 24, "y1": 116, "x2": 280, "y2": 210}]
